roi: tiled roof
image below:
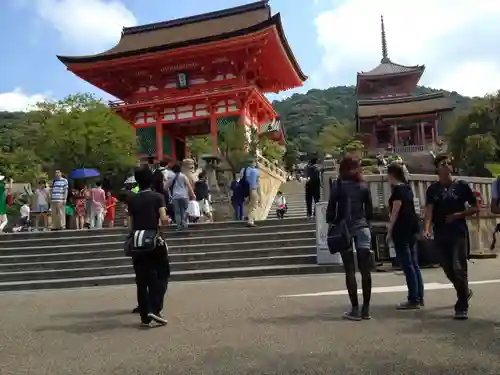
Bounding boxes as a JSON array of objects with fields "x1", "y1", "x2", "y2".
[
  {"x1": 358, "y1": 58, "x2": 424, "y2": 77},
  {"x1": 58, "y1": 1, "x2": 270, "y2": 62},
  {"x1": 357, "y1": 92, "x2": 455, "y2": 118}
]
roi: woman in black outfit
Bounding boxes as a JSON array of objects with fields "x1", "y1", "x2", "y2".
[
  {"x1": 386, "y1": 163, "x2": 423, "y2": 309},
  {"x1": 326, "y1": 156, "x2": 374, "y2": 320}
]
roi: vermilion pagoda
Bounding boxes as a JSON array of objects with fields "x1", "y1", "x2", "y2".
[
  {"x1": 356, "y1": 16, "x2": 455, "y2": 153},
  {"x1": 57, "y1": 1, "x2": 306, "y2": 162}
]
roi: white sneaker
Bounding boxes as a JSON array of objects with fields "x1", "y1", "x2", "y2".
[{"x1": 147, "y1": 313, "x2": 168, "y2": 326}]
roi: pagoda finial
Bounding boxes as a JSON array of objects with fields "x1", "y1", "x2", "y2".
[{"x1": 381, "y1": 15, "x2": 389, "y2": 63}]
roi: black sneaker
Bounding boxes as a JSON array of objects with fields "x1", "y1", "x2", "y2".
[
  {"x1": 148, "y1": 312, "x2": 168, "y2": 326},
  {"x1": 396, "y1": 301, "x2": 421, "y2": 310},
  {"x1": 361, "y1": 306, "x2": 371, "y2": 320},
  {"x1": 418, "y1": 299, "x2": 425, "y2": 307},
  {"x1": 454, "y1": 310, "x2": 468, "y2": 320},
  {"x1": 343, "y1": 308, "x2": 362, "y2": 321}
]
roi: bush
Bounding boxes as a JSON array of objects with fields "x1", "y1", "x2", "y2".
[{"x1": 361, "y1": 158, "x2": 376, "y2": 167}]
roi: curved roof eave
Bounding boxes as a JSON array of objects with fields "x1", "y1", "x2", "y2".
[{"x1": 57, "y1": 13, "x2": 307, "y2": 82}]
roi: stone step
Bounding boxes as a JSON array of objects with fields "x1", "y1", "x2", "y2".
[
  {"x1": 0, "y1": 245, "x2": 317, "y2": 271},
  {"x1": 0, "y1": 217, "x2": 309, "y2": 241},
  {"x1": 0, "y1": 231, "x2": 315, "y2": 256},
  {"x1": 0, "y1": 264, "x2": 341, "y2": 292},
  {"x1": 1, "y1": 223, "x2": 314, "y2": 247},
  {"x1": 0, "y1": 254, "x2": 319, "y2": 283}
]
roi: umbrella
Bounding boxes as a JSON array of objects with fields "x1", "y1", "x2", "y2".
[
  {"x1": 70, "y1": 168, "x2": 100, "y2": 179},
  {"x1": 124, "y1": 176, "x2": 136, "y2": 184}
]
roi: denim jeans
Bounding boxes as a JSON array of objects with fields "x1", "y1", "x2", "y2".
[
  {"x1": 173, "y1": 198, "x2": 189, "y2": 229},
  {"x1": 232, "y1": 202, "x2": 244, "y2": 220},
  {"x1": 394, "y1": 236, "x2": 424, "y2": 303}
]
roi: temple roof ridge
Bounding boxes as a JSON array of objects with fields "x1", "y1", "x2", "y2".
[
  {"x1": 357, "y1": 91, "x2": 447, "y2": 106},
  {"x1": 122, "y1": 1, "x2": 270, "y2": 36}
]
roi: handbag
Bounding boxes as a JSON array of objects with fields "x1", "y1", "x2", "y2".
[
  {"x1": 327, "y1": 179, "x2": 352, "y2": 254},
  {"x1": 123, "y1": 229, "x2": 159, "y2": 257}
]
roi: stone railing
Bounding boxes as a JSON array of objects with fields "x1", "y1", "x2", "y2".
[
  {"x1": 362, "y1": 174, "x2": 495, "y2": 211},
  {"x1": 255, "y1": 155, "x2": 287, "y2": 220}
]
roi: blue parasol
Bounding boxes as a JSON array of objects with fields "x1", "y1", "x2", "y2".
[{"x1": 69, "y1": 168, "x2": 100, "y2": 179}]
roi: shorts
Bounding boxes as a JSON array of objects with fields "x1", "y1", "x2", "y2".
[
  {"x1": 36, "y1": 204, "x2": 49, "y2": 213},
  {"x1": 352, "y1": 227, "x2": 371, "y2": 251}
]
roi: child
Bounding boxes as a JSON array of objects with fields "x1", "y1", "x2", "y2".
[
  {"x1": 104, "y1": 191, "x2": 117, "y2": 228},
  {"x1": 13, "y1": 200, "x2": 31, "y2": 232},
  {"x1": 275, "y1": 190, "x2": 287, "y2": 219}
]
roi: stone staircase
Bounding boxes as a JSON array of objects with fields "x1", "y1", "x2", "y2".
[{"x1": 0, "y1": 218, "x2": 340, "y2": 292}]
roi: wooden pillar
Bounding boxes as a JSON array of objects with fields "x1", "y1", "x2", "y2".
[
  {"x1": 210, "y1": 114, "x2": 218, "y2": 155},
  {"x1": 170, "y1": 133, "x2": 176, "y2": 161},
  {"x1": 393, "y1": 124, "x2": 398, "y2": 147},
  {"x1": 371, "y1": 122, "x2": 377, "y2": 148},
  {"x1": 155, "y1": 119, "x2": 163, "y2": 162},
  {"x1": 420, "y1": 121, "x2": 425, "y2": 146}
]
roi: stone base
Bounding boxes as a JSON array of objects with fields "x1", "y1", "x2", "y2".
[{"x1": 211, "y1": 200, "x2": 235, "y2": 222}]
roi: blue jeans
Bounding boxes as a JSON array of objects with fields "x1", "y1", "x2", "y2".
[
  {"x1": 394, "y1": 237, "x2": 424, "y2": 303},
  {"x1": 173, "y1": 198, "x2": 189, "y2": 229},
  {"x1": 232, "y1": 201, "x2": 244, "y2": 220}
]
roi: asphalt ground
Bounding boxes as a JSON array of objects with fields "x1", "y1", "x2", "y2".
[{"x1": 1, "y1": 259, "x2": 500, "y2": 375}]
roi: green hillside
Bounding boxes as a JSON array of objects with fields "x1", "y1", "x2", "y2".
[{"x1": 273, "y1": 85, "x2": 473, "y2": 152}]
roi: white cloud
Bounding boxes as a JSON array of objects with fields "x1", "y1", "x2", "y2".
[
  {"x1": 314, "y1": 0, "x2": 500, "y2": 97},
  {"x1": 0, "y1": 88, "x2": 49, "y2": 112},
  {"x1": 35, "y1": 0, "x2": 137, "y2": 53}
]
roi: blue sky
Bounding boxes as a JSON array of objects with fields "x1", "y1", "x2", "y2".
[{"x1": 1, "y1": 0, "x2": 500, "y2": 111}]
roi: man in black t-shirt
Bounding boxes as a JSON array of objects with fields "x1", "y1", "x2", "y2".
[
  {"x1": 304, "y1": 157, "x2": 322, "y2": 219},
  {"x1": 128, "y1": 167, "x2": 171, "y2": 328},
  {"x1": 424, "y1": 154, "x2": 478, "y2": 320}
]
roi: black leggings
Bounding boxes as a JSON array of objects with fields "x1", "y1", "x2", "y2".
[{"x1": 340, "y1": 249, "x2": 372, "y2": 308}]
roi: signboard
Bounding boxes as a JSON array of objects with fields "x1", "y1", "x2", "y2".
[
  {"x1": 175, "y1": 72, "x2": 189, "y2": 90},
  {"x1": 315, "y1": 202, "x2": 342, "y2": 265}
]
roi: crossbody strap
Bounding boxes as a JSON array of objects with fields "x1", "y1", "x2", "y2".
[{"x1": 334, "y1": 179, "x2": 351, "y2": 223}]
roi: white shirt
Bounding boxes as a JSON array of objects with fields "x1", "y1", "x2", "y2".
[
  {"x1": 35, "y1": 187, "x2": 49, "y2": 206},
  {"x1": 20, "y1": 204, "x2": 30, "y2": 219},
  {"x1": 275, "y1": 196, "x2": 286, "y2": 207}
]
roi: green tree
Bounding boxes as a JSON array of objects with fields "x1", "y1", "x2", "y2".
[
  {"x1": 219, "y1": 121, "x2": 248, "y2": 178},
  {"x1": 0, "y1": 148, "x2": 42, "y2": 183},
  {"x1": 283, "y1": 141, "x2": 299, "y2": 172},
  {"x1": 259, "y1": 136, "x2": 284, "y2": 163},
  {"x1": 32, "y1": 93, "x2": 136, "y2": 174},
  {"x1": 187, "y1": 135, "x2": 211, "y2": 160},
  {"x1": 464, "y1": 132, "x2": 497, "y2": 168},
  {"x1": 314, "y1": 121, "x2": 356, "y2": 156}
]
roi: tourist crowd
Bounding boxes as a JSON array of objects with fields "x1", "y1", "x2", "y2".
[{"x1": 325, "y1": 153, "x2": 478, "y2": 320}]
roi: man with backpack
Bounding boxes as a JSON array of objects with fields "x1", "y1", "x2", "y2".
[
  {"x1": 304, "y1": 157, "x2": 322, "y2": 220},
  {"x1": 239, "y1": 159, "x2": 260, "y2": 227}
]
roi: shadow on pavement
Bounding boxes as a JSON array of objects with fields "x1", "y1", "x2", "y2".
[{"x1": 50, "y1": 309, "x2": 132, "y2": 319}]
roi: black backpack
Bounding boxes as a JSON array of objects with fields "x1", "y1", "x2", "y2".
[
  {"x1": 239, "y1": 168, "x2": 250, "y2": 199},
  {"x1": 307, "y1": 165, "x2": 321, "y2": 185}
]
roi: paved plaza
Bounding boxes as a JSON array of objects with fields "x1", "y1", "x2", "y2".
[{"x1": 1, "y1": 260, "x2": 500, "y2": 375}]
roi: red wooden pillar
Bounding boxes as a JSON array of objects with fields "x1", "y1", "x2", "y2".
[{"x1": 155, "y1": 121, "x2": 163, "y2": 161}]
